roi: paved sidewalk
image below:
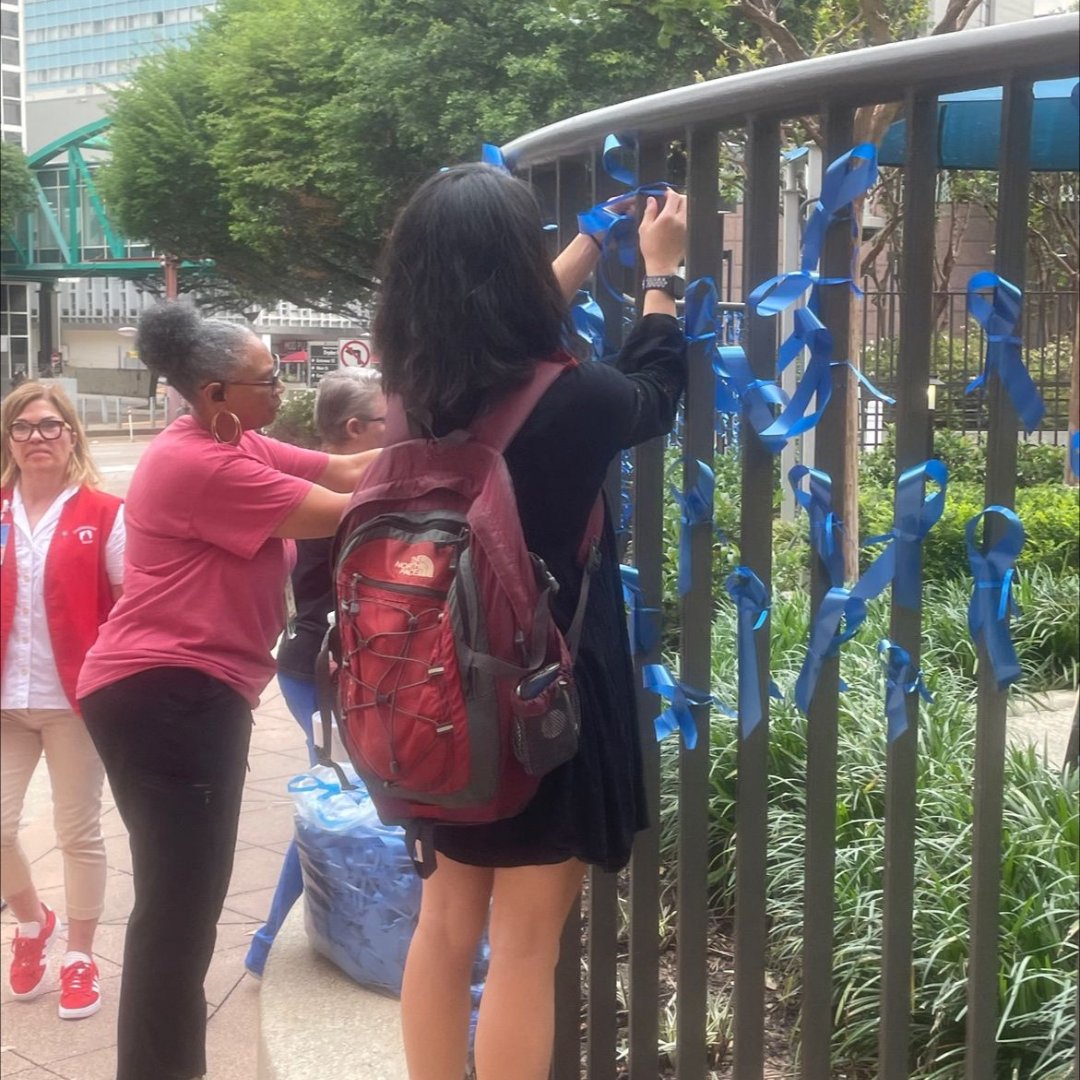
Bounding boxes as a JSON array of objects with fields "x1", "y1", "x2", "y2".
[{"x1": 0, "y1": 682, "x2": 310, "y2": 1080}]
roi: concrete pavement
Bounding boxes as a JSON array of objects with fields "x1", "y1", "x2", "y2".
[{"x1": 0, "y1": 679, "x2": 313, "y2": 1080}]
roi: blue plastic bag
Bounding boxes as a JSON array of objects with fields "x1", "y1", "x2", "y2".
[{"x1": 290, "y1": 764, "x2": 488, "y2": 1010}]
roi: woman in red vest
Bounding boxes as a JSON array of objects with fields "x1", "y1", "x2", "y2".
[{"x1": 1, "y1": 382, "x2": 124, "y2": 1022}]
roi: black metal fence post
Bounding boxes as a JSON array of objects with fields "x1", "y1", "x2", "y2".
[{"x1": 733, "y1": 114, "x2": 779, "y2": 1080}]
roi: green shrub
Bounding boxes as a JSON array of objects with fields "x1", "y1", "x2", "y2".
[
  {"x1": 655, "y1": 594, "x2": 1078, "y2": 1077},
  {"x1": 860, "y1": 427, "x2": 1070, "y2": 490},
  {"x1": 860, "y1": 482, "x2": 1079, "y2": 583},
  {"x1": 265, "y1": 388, "x2": 318, "y2": 448}
]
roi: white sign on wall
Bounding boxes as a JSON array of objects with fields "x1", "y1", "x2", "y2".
[{"x1": 338, "y1": 339, "x2": 372, "y2": 367}]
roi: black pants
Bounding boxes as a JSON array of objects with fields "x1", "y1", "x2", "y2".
[{"x1": 81, "y1": 668, "x2": 252, "y2": 1080}]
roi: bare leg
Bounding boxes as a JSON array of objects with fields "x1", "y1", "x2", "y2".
[
  {"x1": 474, "y1": 859, "x2": 585, "y2": 1080},
  {"x1": 5, "y1": 885, "x2": 44, "y2": 926},
  {"x1": 401, "y1": 854, "x2": 493, "y2": 1080},
  {"x1": 67, "y1": 917, "x2": 98, "y2": 956}
]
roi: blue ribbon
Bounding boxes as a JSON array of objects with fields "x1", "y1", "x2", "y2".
[
  {"x1": 1071, "y1": 431, "x2": 1080, "y2": 480},
  {"x1": 966, "y1": 506, "x2": 1026, "y2": 690},
  {"x1": 480, "y1": 143, "x2": 510, "y2": 172},
  {"x1": 570, "y1": 289, "x2": 607, "y2": 361},
  {"x1": 878, "y1": 639, "x2": 932, "y2": 743},
  {"x1": 965, "y1": 272, "x2": 1045, "y2": 433},
  {"x1": 620, "y1": 565, "x2": 661, "y2": 656},
  {"x1": 731, "y1": 144, "x2": 879, "y2": 454},
  {"x1": 725, "y1": 566, "x2": 782, "y2": 739},
  {"x1": 794, "y1": 460, "x2": 948, "y2": 713},
  {"x1": 789, "y1": 464, "x2": 845, "y2": 588},
  {"x1": 578, "y1": 176, "x2": 677, "y2": 304},
  {"x1": 602, "y1": 133, "x2": 637, "y2": 188},
  {"x1": 800, "y1": 143, "x2": 878, "y2": 275},
  {"x1": 669, "y1": 459, "x2": 715, "y2": 596},
  {"x1": 643, "y1": 664, "x2": 731, "y2": 749}
]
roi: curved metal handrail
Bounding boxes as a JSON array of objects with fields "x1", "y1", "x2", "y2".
[{"x1": 502, "y1": 13, "x2": 1079, "y2": 168}]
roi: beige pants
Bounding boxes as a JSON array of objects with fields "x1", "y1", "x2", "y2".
[{"x1": 0, "y1": 708, "x2": 107, "y2": 921}]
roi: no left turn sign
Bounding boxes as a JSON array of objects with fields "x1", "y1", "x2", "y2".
[{"x1": 338, "y1": 339, "x2": 372, "y2": 367}]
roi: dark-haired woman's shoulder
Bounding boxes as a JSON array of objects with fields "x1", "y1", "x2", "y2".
[{"x1": 552, "y1": 312, "x2": 686, "y2": 453}]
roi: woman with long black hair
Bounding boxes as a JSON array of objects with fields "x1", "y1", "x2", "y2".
[{"x1": 374, "y1": 163, "x2": 687, "y2": 1080}]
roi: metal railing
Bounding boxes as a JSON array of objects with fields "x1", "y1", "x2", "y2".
[{"x1": 499, "y1": 14, "x2": 1080, "y2": 1079}]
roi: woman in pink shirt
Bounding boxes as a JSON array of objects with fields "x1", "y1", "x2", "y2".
[{"x1": 77, "y1": 301, "x2": 376, "y2": 1080}]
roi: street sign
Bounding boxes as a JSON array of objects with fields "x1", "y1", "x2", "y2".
[
  {"x1": 338, "y1": 339, "x2": 372, "y2": 367},
  {"x1": 308, "y1": 342, "x2": 339, "y2": 384}
]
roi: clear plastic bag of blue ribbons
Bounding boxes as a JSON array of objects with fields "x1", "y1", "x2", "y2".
[{"x1": 289, "y1": 763, "x2": 487, "y2": 1010}]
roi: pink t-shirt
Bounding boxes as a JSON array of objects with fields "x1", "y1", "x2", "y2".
[{"x1": 78, "y1": 417, "x2": 330, "y2": 707}]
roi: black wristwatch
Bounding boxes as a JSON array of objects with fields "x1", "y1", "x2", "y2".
[{"x1": 641, "y1": 274, "x2": 685, "y2": 300}]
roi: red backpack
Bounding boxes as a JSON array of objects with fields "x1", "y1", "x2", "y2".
[{"x1": 317, "y1": 354, "x2": 602, "y2": 876}]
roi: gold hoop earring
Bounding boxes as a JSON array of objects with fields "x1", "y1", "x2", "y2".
[{"x1": 210, "y1": 409, "x2": 243, "y2": 446}]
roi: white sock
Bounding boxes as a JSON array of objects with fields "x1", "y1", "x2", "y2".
[
  {"x1": 63, "y1": 951, "x2": 91, "y2": 968},
  {"x1": 17, "y1": 921, "x2": 42, "y2": 938}
]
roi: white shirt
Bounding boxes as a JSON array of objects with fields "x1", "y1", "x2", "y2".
[{"x1": 1, "y1": 485, "x2": 125, "y2": 710}]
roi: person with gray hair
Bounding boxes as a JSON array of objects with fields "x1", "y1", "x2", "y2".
[
  {"x1": 75, "y1": 301, "x2": 380, "y2": 1080},
  {"x1": 245, "y1": 363, "x2": 386, "y2": 979},
  {"x1": 314, "y1": 366, "x2": 386, "y2": 450}
]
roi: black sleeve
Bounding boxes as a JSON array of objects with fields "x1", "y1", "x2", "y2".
[{"x1": 607, "y1": 313, "x2": 687, "y2": 449}]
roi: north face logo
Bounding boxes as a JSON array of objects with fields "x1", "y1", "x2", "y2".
[
  {"x1": 74, "y1": 526, "x2": 97, "y2": 545},
  {"x1": 394, "y1": 554, "x2": 435, "y2": 579}
]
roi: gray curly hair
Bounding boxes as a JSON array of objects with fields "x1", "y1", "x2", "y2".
[{"x1": 315, "y1": 367, "x2": 384, "y2": 444}]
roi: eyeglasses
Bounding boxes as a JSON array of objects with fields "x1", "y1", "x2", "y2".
[
  {"x1": 226, "y1": 358, "x2": 282, "y2": 388},
  {"x1": 9, "y1": 419, "x2": 71, "y2": 442}
]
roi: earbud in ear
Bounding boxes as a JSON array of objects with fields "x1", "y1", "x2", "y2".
[{"x1": 212, "y1": 386, "x2": 226, "y2": 402}]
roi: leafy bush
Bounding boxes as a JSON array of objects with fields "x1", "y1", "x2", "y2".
[
  {"x1": 655, "y1": 594, "x2": 1078, "y2": 1077},
  {"x1": 860, "y1": 481, "x2": 1080, "y2": 583},
  {"x1": 860, "y1": 427, "x2": 1070, "y2": 490},
  {"x1": 265, "y1": 387, "x2": 318, "y2": 448}
]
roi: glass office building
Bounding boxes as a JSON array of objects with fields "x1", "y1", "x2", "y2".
[{"x1": 24, "y1": 0, "x2": 211, "y2": 95}]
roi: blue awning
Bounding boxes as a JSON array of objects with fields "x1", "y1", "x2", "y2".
[{"x1": 878, "y1": 78, "x2": 1079, "y2": 171}]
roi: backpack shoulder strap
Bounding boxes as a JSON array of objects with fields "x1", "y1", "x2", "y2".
[{"x1": 470, "y1": 352, "x2": 577, "y2": 452}]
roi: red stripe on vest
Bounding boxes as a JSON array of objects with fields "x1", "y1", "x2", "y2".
[{"x1": 0, "y1": 486, "x2": 121, "y2": 711}]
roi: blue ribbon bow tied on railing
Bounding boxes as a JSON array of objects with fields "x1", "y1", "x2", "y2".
[
  {"x1": 620, "y1": 565, "x2": 661, "y2": 657},
  {"x1": 966, "y1": 506, "x2": 1026, "y2": 691},
  {"x1": 789, "y1": 464, "x2": 846, "y2": 588},
  {"x1": 602, "y1": 133, "x2": 637, "y2": 188},
  {"x1": 794, "y1": 460, "x2": 948, "y2": 713},
  {"x1": 725, "y1": 566, "x2": 782, "y2": 738},
  {"x1": 878, "y1": 639, "x2": 933, "y2": 743},
  {"x1": 570, "y1": 289, "x2": 607, "y2": 362},
  {"x1": 670, "y1": 459, "x2": 715, "y2": 596},
  {"x1": 684, "y1": 277, "x2": 788, "y2": 446},
  {"x1": 480, "y1": 143, "x2": 510, "y2": 172},
  {"x1": 965, "y1": 272, "x2": 1045, "y2": 433},
  {"x1": 643, "y1": 664, "x2": 731, "y2": 749},
  {"x1": 1071, "y1": 431, "x2": 1080, "y2": 481}
]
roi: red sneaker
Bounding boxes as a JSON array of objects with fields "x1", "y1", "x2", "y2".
[
  {"x1": 58, "y1": 958, "x2": 101, "y2": 1019},
  {"x1": 8, "y1": 904, "x2": 61, "y2": 999}
]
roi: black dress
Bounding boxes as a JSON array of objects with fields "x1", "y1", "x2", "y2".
[{"x1": 433, "y1": 313, "x2": 687, "y2": 873}]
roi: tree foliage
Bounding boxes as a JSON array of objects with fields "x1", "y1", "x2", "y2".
[
  {"x1": 101, "y1": 0, "x2": 718, "y2": 312},
  {"x1": 1, "y1": 142, "x2": 36, "y2": 234}
]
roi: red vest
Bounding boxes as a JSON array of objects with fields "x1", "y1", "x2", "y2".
[{"x1": 1, "y1": 485, "x2": 122, "y2": 711}]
